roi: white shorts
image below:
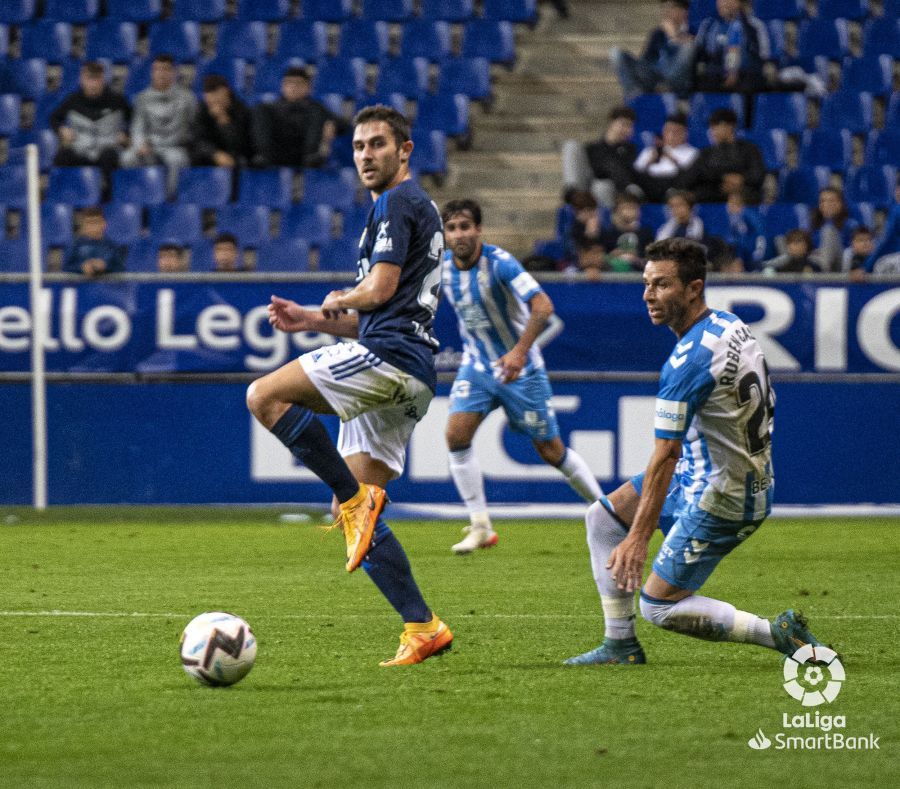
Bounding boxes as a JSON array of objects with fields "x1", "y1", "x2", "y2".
[{"x1": 298, "y1": 340, "x2": 432, "y2": 478}]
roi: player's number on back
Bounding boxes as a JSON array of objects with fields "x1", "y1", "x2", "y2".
[{"x1": 737, "y1": 368, "x2": 774, "y2": 455}]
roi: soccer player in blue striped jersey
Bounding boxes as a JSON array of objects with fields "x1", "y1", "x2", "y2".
[
  {"x1": 441, "y1": 199, "x2": 602, "y2": 554},
  {"x1": 566, "y1": 238, "x2": 826, "y2": 665},
  {"x1": 247, "y1": 106, "x2": 451, "y2": 666}
]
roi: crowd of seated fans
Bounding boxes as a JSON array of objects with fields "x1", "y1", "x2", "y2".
[{"x1": 550, "y1": 0, "x2": 900, "y2": 278}]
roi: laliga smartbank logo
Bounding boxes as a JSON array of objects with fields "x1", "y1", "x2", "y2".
[{"x1": 747, "y1": 645, "x2": 880, "y2": 752}]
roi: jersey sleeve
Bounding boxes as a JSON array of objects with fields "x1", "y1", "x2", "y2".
[
  {"x1": 653, "y1": 357, "x2": 716, "y2": 440},
  {"x1": 494, "y1": 249, "x2": 542, "y2": 302},
  {"x1": 370, "y1": 191, "x2": 414, "y2": 268}
]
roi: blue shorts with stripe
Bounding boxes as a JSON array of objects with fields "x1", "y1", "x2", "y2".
[
  {"x1": 630, "y1": 472, "x2": 765, "y2": 591},
  {"x1": 449, "y1": 364, "x2": 560, "y2": 442}
]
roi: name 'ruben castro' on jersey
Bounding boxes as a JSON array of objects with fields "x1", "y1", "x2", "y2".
[
  {"x1": 355, "y1": 179, "x2": 444, "y2": 392},
  {"x1": 653, "y1": 309, "x2": 776, "y2": 523}
]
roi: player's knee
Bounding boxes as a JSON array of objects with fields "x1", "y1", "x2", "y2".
[
  {"x1": 639, "y1": 595, "x2": 674, "y2": 629},
  {"x1": 537, "y1": 443, "x2": 565, "y2": 466},
  {"x1": 245, "y1": 380, "x2": 267, "y2": 418},
  {"x1": 445, "y1": 427, "x2": 470, "y2": 453}
]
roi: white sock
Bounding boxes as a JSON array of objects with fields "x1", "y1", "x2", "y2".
[
  {"x1": 558, "y1": 448, "x2": 602, "y2": 502},
  {"x1": 448, "y1": 447, "x2": 490, "y2": 527},
  {"x1": 585, "y1": 500, "x2": 635, "y2": 639},
  {"x1": 640, "y1": 594, "x2": 776, "y2": 648}
]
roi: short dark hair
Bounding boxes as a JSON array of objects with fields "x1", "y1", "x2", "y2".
[
  {"x1": 608, "y1": 105, "x2": 637, "y2": 123},
  {"x1": 567, "y1": 189, "x2": 597, "y2": 211},
  {"x1": 158, "y1": 243, "x2": 183, "y2": 253},
  {"x1": 645, "y1": 238, "x2": 708, "y2": 285},
  {"x1": 213, "y1": 232, "x2": 238, "y2": 247},
  {"x1": 81, "y1": 206, "x2": 104, "y2": 219},
  {"x1": 442, "y1": 198, "x2": 482, "y2": 225},
  {"x1": 664, "y1": 0, "x2": 691, "y2": 9},
  {"x1": 81, "y1": 61, "x2": 105, "y2": 77},
  {"x1": 614, "y1": 192, "x2": 642, "y2": 209},
  {"x1": 152, "y1": 53, "x2": 175, "y2": 66},
  {"x1": 202, "y1": 74, "x2": 230, "y2": 93},
  {"x1": 665, "y1": 112, "x2": 688, "y2": 128},
  {"x1": 784, "y1": 228, "x2": 812, "y2": 248},
  {"x1": 852, "y1": 226, "x2": 872, "y2": 238},
  {"x1": 352, "y1": 105, "x2": 411, "y2": 146},
  {"x1": 708, "y1": 108, "x2": 738, "y2": 127},
  {"x1": 283, "y1": 66, "x2": 310, "y2": 80},
  {"x1": 666, "y1": 188, "x2": 695, "y2": 207}
]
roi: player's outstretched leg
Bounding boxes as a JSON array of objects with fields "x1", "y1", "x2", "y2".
[
  {"x1": 448, "y1": 446, "x2": 498, "y2": 554},
  {"x1": 565, "y1": 499, "x2": 646, "y2": 665},
  {"x1": 770, "y1": 609, "x2": 825, "y2": 656}
]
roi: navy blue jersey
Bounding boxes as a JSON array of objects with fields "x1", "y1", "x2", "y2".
[{"x1": 356, "y1": 179, "x2": 444, "y2": 391}]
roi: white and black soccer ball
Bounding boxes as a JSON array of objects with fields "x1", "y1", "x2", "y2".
[{"x1": 180, "y1": 612, "x2": 256, "y2": 687}]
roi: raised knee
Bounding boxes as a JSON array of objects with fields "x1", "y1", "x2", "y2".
[
  {"x1": 639, "y1": 594, "x2": 673, "y2": 628},
  {"x1": 245, "y1": 380, "x2": 263, "y2": 416}
]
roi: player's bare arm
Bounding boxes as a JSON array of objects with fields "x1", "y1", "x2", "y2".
[
  {"x1": 320, "y1": 262, "x2": 401, "y2": 318},
  {"x1": 268, "y1": 295, "x2": 359, "y2": 338},
  {"x1": 608, "y1": 436, "x2": 680, "y2": 593},
  {"x1": 497, "y1": 291, "x2": 554, "y2": 383}
]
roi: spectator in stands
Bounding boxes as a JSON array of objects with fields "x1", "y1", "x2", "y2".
[
  {"x1": 157, "y1": 243, "x2": 189, "y2": 273},
  {"x1": 724, "y1": 189, "x2": 765, "y2": 270},
  {"x1": 599, "y1": 193, "x2": 654, "y2": 271},
  {"x1": 762, "y1": 229, "x2": 822, "y2": 274},
  {"x1": 632, "y1": 112, "x2": 698, "y2": 202},
  {"x1": 212, "y1": 232, "x2": 249, "y2": 272},
  {"x1": 656, "y1": 190, "x2": 705, "y2": 241},
  {"x1": 50, "y1": 61, "x2": 130, "y2": 187},
  {"x1": 567, "y1": 189, "x2": 606, "y2": 278},
  {"x1": 562, "y1": 106, "x2": 638, "y2": 208},
  {"x1": 680, "y1": 108, "x2": 765, "y2": 203},
  {"x1": 62, "y1": 207, "x2": 125, "y2": 277},
  {"x1": 867, "y1": 176, "x2": 900, "y2": 275},
  {"x1": 609, "y1": 0, "x2": 694, "y2": 100},
  {"x1": 121, "y1": 54, "x2": 197, "y2": 196},
  {"x1": 252, "y1": 66, "x2": 347, "y2": 169},
  {"x1": 843, "y1": 227, "x2": 873, "y2": 282},
  {"x1": 191, "y1": 75, "x2": 254, "y2": 169},
  {"x1": 809, "y1": 187, "x2": 858, "y2": 273}
]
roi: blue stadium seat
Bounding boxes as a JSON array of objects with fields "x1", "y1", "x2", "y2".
[
  {"x1": 340, "y1": 203, "x2": 370, "y2": 241},
  {"x1": 171, "y1": 0, "x2": 226, "y2": 21},
  {"x1": 103, "y1": 202, "x2": 143, "y2": 245},
  {"x1": 689, "y1": 93, "x2": 745, "y2": 128},
  {"x1": 639, "y1": 203, "x2": 667, "y2": 232},
  {"x1": 865, "y1": 129, "x2": 900, "y2": 168},
  {"x1": 126, "y1": 238, "x2": 160, "y2": 272},
  {"x1": 398, "y1": 19, "x2": 451, "y2": 62},
  {"x1": 85, "y1": 21, "x2": 138, "y2": 63},
  {"x1": 123, "y1": 57, "x2": 153, "y2": 98},
  {"x1": 751, "y1": 92, "x2": 807, "y2": 135},
  {"x1": 696, "y1": 203, "x2": 730, "y2": 239},
  {"x1": 2, "y1": 58, "x2": 47, "y2": 100},
  {"x1": 301, "y1": 0, "x2": 351, "y2": 22},
  {"x1": 416, "y1": 93, "x2": 470, "y2": 138},
  {"x1": 688, "y1": 0, "x2": 716, "y2": 32},
  {"x1": 438, "y1": 56, "x2": 491, "y2": 101},
  {"x1": 148, "y1": 21, "x2": 201, "y2": 62},
  {"x1": 149, "y1": 203, "x2": 202, "y2": 244},
  {"x1": 410, "y1": 129, "x2": 447, "y2": 176},
  {"x1": 0, "y1": 239, "x2": 31, "y2": 272},
  {"x1": 0, "y1": 93, "x2": 20, "y2": 136},
  {"x1": 482, "y1": 0, "x2": 537, "y2": 23},
  {"x1": 217, "y1": 21, "x2": 267, "y2": 61},
  {"x1": 818, "y1": 91, "x2": 872, "y2": 135},
  {"x1": 796, "y1": 18, "x2": 849, "y2": 63},
  {"x1": 798, "y1": 127, "x2": 852, "y2": 170},
  {"x1": 237, "y1": 0, "x2": 290, "y2": 21},
  {"x1": 339, "y1": 20, "x2": 389, "y2": 62},
  {"x1": 462, "y1": 20, "x2": 515, "y2": 65},
  {"x1": 111, "y1": 167, "x2": 167, "y2": 206},
  {"x1": 764, "y1": 19, "x2": 786, "y2": 63},
  {"x1": 360, "y1": 0, "x2": 413, "y2": 21},
  {"x1": 31, "y1": 94, "x2": 59, "y2": 130},
  {"x1": 47, "y1": 167, "x2": 101, "y2": 207},
  {"x1": 376, "y1": 57, "x2": 429, "y2": 99},
  {"x1": 302, "y1": 167, "x2": 358, "y2": 211},
  {"x1": 816, "y1": 0, "x2": 868, "y2": 20},
  {"x1": 0, "y1": 24, "x2": 7, "y2": 57},
  {"x1": 280, "y1": 202, "x2": 334, "y2": 247},
  {"x1": 841, "y1": 54, "x2": 893, "y2": 97},
  {"x1": 238, "y1": 168, "x2": 293, "y2": 209},
  {"x1": 317, "y1": 236, "x2": 358, "y2": 272},
  {"x1": 275, "y1": 21, "x2": 328, "y2": 61},
  {"x1": 778, "y1": 166, "x2": 831, "y2": 205},
  {"x1": 687, "y1": 118, "x2": 711, "y2": 149},
  {"x1": 43, "y1": 0, "x2": 97, "y2": 23},
  {"x1": 862, "y1": 17, "x2": 900, "y2": 58},
  {"x1": 743, "y1": 128, "x2": 787, "y2": 171},
  {"x1": 420, "y1": 0, "x2": 473, "y2": 21},
  {"x1": 761, "y1": 202, "x2": 810, "y2": 257},
  {"x1": 254, "y1": 238, "x2": 310, "y2": 271},
  {"x1": 628, "y1": 93, "x2": 678, "y2": 136},
  {"x1": 194, "y1": 57, "x2": 248, "y2": 96},
  {"x1": 325, "y1": 132, "x2": 354, "y2": 168},
  {"x1": 39, "y1": 202, "x2": 72, "y2": 246},
  {"x1": 844, "y1": 165, "x2": 896, "y2": 208},
  {"x1": 0, "y1": 0, "x2": 34, "y2": 24},
  {"x1": 189, "y1": 239, "x2": 215, "y2": 269},
  {"x1": 176, "y1": 167, "x2": 232, "y2": 207},
  {"x1": 105, "y1": 0, "x2": 161, "y2": 22},
  {"x1": 7, "y1": 128, "x2": 57, "y2": 170},
  {"x1": 751, "y1": 0, "x2": 803, "y2": 20},
  {"x1": 216, "y1": 204, "x2": 271, "y2": 246},
  {"x1": 19, "y1": 22, "x2": 71, "y2": 63},
  {"x1": 254, "y1": 56, "x2": 305, "y2": 99},
  {"x1": 312, "y1": 57, "x2": 366, "y2": 100},
  {"x1": 355, "y1": 91, "x2": 405, "y2": 118},
  {"x1": 886, "y1": 92, "x2": 900, "y2": 131}
]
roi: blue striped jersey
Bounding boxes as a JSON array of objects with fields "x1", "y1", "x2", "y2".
[
  {"x1": 441, "y1": 243, "x2": 545, "y2": 375},
  {"x1": 653, "y1": 309, "x2": 775, "y2": 522}
]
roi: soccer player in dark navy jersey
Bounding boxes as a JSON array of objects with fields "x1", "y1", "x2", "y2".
[{"x1": 247, "y1": 106, "x2": 452, "y2": 666}]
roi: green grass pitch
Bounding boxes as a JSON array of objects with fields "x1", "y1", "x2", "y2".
[{"x1": 1, "y1": 509, "x2": 897, "y2": 788}]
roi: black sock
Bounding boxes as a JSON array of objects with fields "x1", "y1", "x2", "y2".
[{"x1": 362, "y1": 519, "x2": 431, "y2": 623}]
